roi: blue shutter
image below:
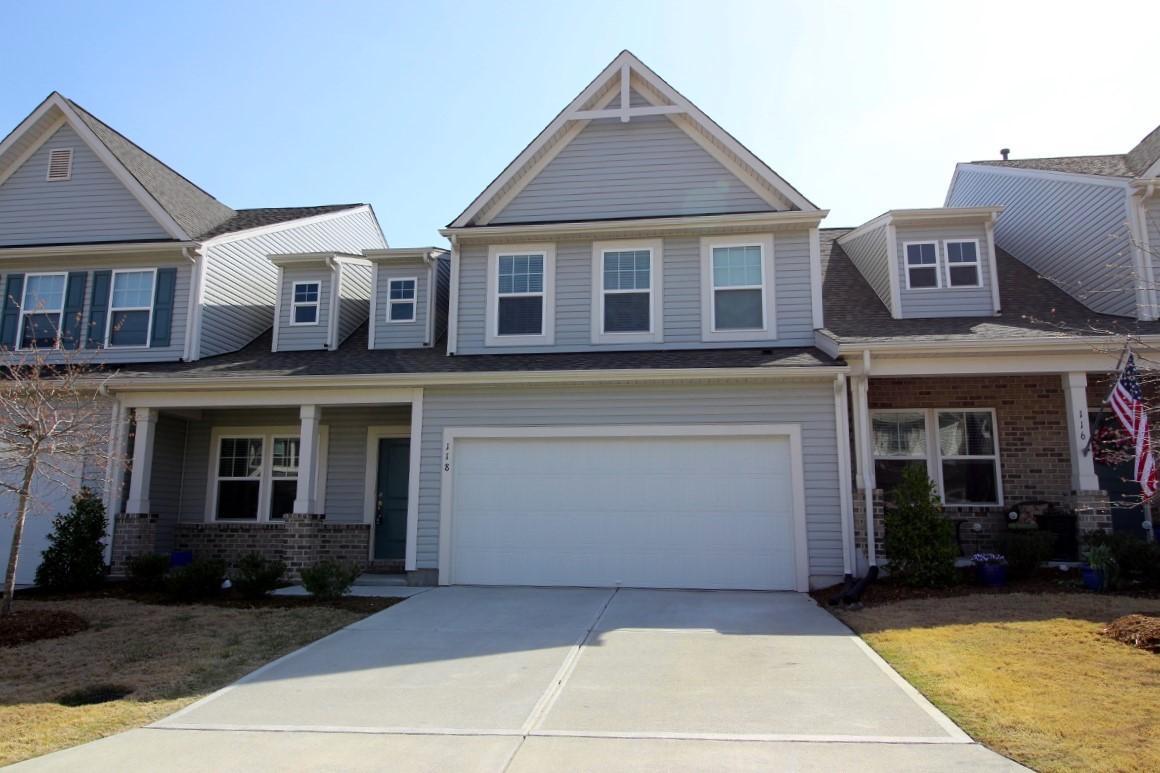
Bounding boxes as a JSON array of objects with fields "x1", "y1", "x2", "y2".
[
  {"x1": 60, "y1": 272, "x2": 87, "y2": 349},
  {"x1": 150, "y1": 267, "x2": 177, "y2": 348},
  {"x1": 0, "y1": 274, "x2": 24, "y2": 349},
  {"x1": 87, "y1": 271, "x2": 111, "y2": 349}
]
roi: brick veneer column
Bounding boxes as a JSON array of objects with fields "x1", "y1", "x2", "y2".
[
  {"x1": 1071, "y1": 490, "x2": 1113, "y2": 535},
  {"x1": 110, "y1": 513, "x2": 160, "y2": 576}
]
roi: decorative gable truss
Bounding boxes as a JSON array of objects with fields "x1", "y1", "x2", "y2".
[{"x1": 449, "y1": 51, "x2": 817, "y2": 228}]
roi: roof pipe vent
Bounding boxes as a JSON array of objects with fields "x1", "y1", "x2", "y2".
[{"x1": 1000, "y1": 148, "x2": 1010, "y2": 161}]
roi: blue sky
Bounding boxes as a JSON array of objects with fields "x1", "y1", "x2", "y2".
[{"x1": 3, "y1": 0, "x2": 1158, "y2": 245}]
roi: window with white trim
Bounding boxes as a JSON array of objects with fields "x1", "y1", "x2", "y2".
[
  {"x1": 211, "y1": 430, "x2": 322, "y2": 521},
  {"x1": 945, "y1": 241, "x2": 981, "y2": 287},
  {"x1": 870, "y1": 408, "x2": 1001, "y2": 505},
  {"x1": 904, "y1": 242, "x2": 939, "y2": 289},
  {"x1": 18, "y1": 273, "x2": 67, "y2": 349},
  {"x1": 269, "y1": 437, "x2": 300, "y2": 520},
  {"x1": 496, "y1": 252, "x2": 544, "y2": 336},
  {"x1": 215, "y1": 437, "x2": 265, "y2": 520},
  {"x1": 291, "y1": 281, "x2": 320, "y2": 325},
  {"x1": 107, "y1": 269, "x2": 155, "y2": 347},
  {"x1": 711, "y1": 244, "x2": 765, "y2": 330},
  {"x1": 387, "y1": 278, "x2": 417, "y2": 323}
]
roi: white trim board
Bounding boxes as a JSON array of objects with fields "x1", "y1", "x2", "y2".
[{"x1": 437, "y1": 423, "x2": 810, "y2": 592}]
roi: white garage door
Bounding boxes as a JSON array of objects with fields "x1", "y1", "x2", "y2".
[
  {"x1": 0, "y1": 464, "x2": 83, "y2": 585},
  {"x1": 445, "y1": 427, "x2": 805, "y2": 590}
]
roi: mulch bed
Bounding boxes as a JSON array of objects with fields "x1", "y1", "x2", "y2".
[
  {"x1": 1102, "y1": 614, "x2": 1160, "y2": 653},
  {"x1": 811, "y1": 567, "x2": 1160, "y2": 609},
  {"x1": 13, "y1": 584, "x2": 403, "y2": 614},
  {"x1": 0, "y1": 609, "x2": 89, "y2": 647}
]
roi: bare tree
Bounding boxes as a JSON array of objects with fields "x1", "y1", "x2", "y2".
[{"x1": 0, "y1": 346, "x2": 114, "y2": 615}]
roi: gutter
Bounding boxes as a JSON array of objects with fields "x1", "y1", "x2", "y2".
[
  {"x1": 817, "y1": 330, "x2": 1160, "y2": 357},
  {"x1": 440, "y1": 210, "x2": 829, "y2": 240}
]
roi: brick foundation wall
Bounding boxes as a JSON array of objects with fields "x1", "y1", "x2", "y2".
[
  {"x1": 110, "y1": 513, "x2": 177, "y2": 576},
  {"x1": 174, "y1": 522, "x2": 287, "y2": 569}
]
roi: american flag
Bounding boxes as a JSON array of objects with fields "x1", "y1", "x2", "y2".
[{"x1": 1109, "y1": 353, "x2": 1159, "y2": 498}]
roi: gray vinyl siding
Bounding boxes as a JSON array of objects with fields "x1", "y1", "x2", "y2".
[
  {"x1": 172, "y1": 405, "x2": 409, "y2": 524},
  {"x1": 199, "y1": 207, "x2": 386, "y2": 358},
  {"x1": 433, "y1": 256, "x2": 451, "y2": 344},
  {"x1": 373, "y1": 258, "x2": 429, "y2": 349},
  {"x1": 947, "y1": 165, "x2": 1135, "y2": 317},
  {"x1": 275, "y1": 268, "x2": 331, "y2": 351},
  {"x1": 1146, "y1": 198, "x2": 1160, "y2": 292},
  {"x1": 605, "y1": 88, "x2": 651, "y2": 109},
  {"x1": 149, "y1": 414, "x2": 188, "y2": 520},
  {"x1": 894, "y1": 223, "x2": 995, "y2": 318},
  {"x1": 0, "y1": 124, "x2": 171, "y2": 246},
  {"x1": 490, "y1": 115, "x2": 775, "y2": 224},
  {"x1": 454, "y1": 229, "x2": 816, "y2": 354},
  {"x1": 338, "y1": 263, "x2": 371, "y2": 345},
  {"x1": 838, "y1": 224, "x2": 893, "y2": 312},
  {"x1": 418, "y1": 380, "x2": 844, "y2": 579},
  {"x1": 0, "y1": 254, "x2": 190, "y2": 363}
]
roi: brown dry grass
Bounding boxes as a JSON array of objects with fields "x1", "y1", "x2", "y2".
[
  {"x1": 0, "y1": 598, "x2": 377, "y2": 766},
  {"x1": 835, "y1": 593, "x2": 1160, "y2": 773}
]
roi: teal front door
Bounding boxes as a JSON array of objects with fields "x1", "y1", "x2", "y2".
[{"x1": 373, "y1": 438, "x2": 410, "y2": 561}]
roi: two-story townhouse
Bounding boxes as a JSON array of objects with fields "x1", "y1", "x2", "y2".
[
  {"x1": 0, "y1": 93, "x2": 386, "y2": 582},
  {"x1": 99, "y1": 52, "x2": 853, "y2": 592}
]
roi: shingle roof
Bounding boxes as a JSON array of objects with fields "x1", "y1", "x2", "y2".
[
  {"x1": 969, "y1": 121, "x2": 1160, "y2": 179},
  {"x1": 818, "y1": 228, "x2": 1160, "y2": 345},
  {"x1": 107, "y1": 327, "x2": 837, "y2": 382},
  {"x1": 66, "y1": 99, "x2": 237, "y2": 238},
  {"x1": 195, "y1": 205, "x2": 365, "y2": 240}
]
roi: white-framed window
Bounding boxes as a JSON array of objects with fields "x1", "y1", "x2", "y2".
[
  {"x1": 208, "y1": 427, "x2": 328, "y2": 522},
  {"x1": 17, "y1": 272, "x2": 67, "y2": 350},
  {"x1": 904, "y1": 242, "x2": 939, "y2": 289},
  {"x1": 700, "y1": 234, "x2": 775, "y2": 342},
  {"x1": 870, "y1": 408, "x2": 1002, "y2": 506},
  {"x1": 945, "y1": 240, "x2": 982, "y2": 288},
  {"x1": 485, "y1": 243, "x2": 555, "y2": 346},
  {"x1": 106, "y1": 269, "x2": 155, "y2": 347},
  {"x1": 387, "y1": 277, "x2": 417, "y2": 323},
  {"x1": 290, "y1": 281, "x2": 320, "y2": 325},
  {"x1": 591, "y1": 239, "x2": 662, "y2": 344}
]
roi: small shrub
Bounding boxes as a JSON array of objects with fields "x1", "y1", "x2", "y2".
[
  {"x1": 232, "y1": 552, "x2": 286, "y2": 599},
  {"x1": 999, "y1": 530, "x2": 1056, "y2": 579},
  {"x1": 883, "y1": 466, "x2": 958, "y2": 588},
  {"x1": 1086, "y1": 531, "x2": 1160, "y2": 589},
  {"x1": 126, "y1": 554, "x2": 170, "y2": 592},
  {"x1": 34, "y1": 488, "x2": 109, "y2": 592},
  {"x1": 163, "y1": 559, "x2": 227, "y2": 602},
  {"x1": 299, "y1": 559, "x2": 361, "y2": 601}
]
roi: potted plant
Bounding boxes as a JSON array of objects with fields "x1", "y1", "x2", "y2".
[
  {"x1": 1082, "y1": 543, "x2": 1116, "y2": 592},
  {"x1": 972, "y1": 553, "x2": 1008, "y2": 588}
]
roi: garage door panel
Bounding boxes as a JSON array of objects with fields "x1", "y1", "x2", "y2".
[{"x1": 448, "y1": 432, "x2": 800, "y2": 591}]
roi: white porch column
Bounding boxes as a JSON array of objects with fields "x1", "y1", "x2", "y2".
[
  {"x1": 850, "y1": 375, "x2": 878, "y2": 566},
  {"x1": 293, "y1": 404, "x2": 321, "y2": 514},
  {"x1": 1063, "y1": 372, "x2": 1100, "y2": 491},
  {"x1": 125, "y1": 408, "x2": 156, "y2": 514}
]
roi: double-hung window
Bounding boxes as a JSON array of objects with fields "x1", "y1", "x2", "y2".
[
  {"x1": 107, "y1": 269, "x2": 155, "y2": 347},
  {"x1": 701, "y1": 235, "x2": 775, "y2": 341},
  {"x1": 387, "y1": 278, "x2": 417, "y2": 323},
  {"x1": 291, "y1": 281, "x2": 320, "y2": 325},
  {"x1": 870, "y1": 408, "x2": 1001, "y2": 505},
  {"x1": 592, "y1": 240, "x2": 661, "y2": 343},
  {"x1": 487, "y1": 244, "x2": 555, "y2": 346},
  {"x1": 18, "y1": 273, "x2": 67, "y2": 349},
  {"x1": 211, "y1": 428, "x2": 325, "y2": 521},
  {"x1": 945, "y1": 241, "x2": 981, "y2": 287},
  {"x1": 904, "y1": 242, "x2": 939, "y2": 289}
]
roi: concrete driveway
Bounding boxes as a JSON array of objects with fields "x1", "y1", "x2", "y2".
[{"x1": 14, "y1": 588, "x2": 1023, "y2": 771}]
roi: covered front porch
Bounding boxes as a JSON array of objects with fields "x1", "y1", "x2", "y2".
[
  {"x1": 105, "y1": 385, "x2": 426, "y2": 581},
  {"x1": 844, "y1": 351, "x2": 1140, "y2": 569}
]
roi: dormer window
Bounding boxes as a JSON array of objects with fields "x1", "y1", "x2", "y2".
[
  {"x1": 945, "y1": 241, "x2": 981, "y2": 287},
  {"x1": 904, "y1": 242, "x2": 939, "y2": 289},
  {"x1": 387, "y1": 278, "x2": 417, "y2": 323},
  {"x1": 46, "y1": 148, "x2": 72, "y2": 181},
  {"x1": 291, "y1": 282, "x2": 320, "y2": 325}
]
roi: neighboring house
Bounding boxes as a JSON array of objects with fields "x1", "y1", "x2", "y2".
[
  {"x1": 0, "y1": 93, "x2": 386, "y2": 583},
  {"x1": 946, "y1": 124, "x2": 1160, "y2": 320},
  {"x1": 2, "y1": 56, "x2": 1155, "y2": 592}
]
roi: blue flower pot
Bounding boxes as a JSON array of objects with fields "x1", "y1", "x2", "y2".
[
  {"x1": 977, "y1": 562, "x2": 1008, "y2": 588},
  {"x1": 1082, "y1": 567, "x2": 1104, "y2": 591}
]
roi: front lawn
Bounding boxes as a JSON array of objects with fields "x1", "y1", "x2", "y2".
[
  {"x1": 0, "y1": 596, "x2": 397, "y2": 766},
  {"x1": 833, "y1": 593, "x2": 1160, "y2": 773}
]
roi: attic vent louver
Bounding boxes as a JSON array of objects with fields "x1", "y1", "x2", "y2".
[{"x1": 47, "y1": 148, "x2": 73, "y2": 181}]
